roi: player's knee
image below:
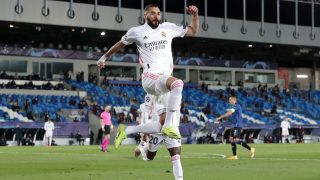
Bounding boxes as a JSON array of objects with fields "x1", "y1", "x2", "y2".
[
  {"x1": 171, "y1": 154, "x2": 180, "y2": 161},
  {"x1": 170, "y1": 79, "x2": 184, "y2": 92}
]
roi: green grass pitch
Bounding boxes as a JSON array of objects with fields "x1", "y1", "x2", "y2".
[{"x1": 0, "y1": 143, "x2": 319, "y2": 180}]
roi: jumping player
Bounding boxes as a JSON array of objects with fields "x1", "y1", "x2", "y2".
[{"x1": 97, "y1": 4, "x2": 199, "y2": 139}]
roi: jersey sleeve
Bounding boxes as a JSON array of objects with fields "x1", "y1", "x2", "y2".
[
  {"x1": 228, "y1": 108, "x2": 235, "y2": 113},
  {"x1": 144, "y1": 94, "x2": 153, "y2": 107},
  {"x1": 121, "y1": 27, "x2": 136, "y2": 45},
  {"x1": 164, "y1": 22, "x2": 188, "y2": 38},
  {"x1": 227, "y1": 105, "x2": 236, "y2": 113}
]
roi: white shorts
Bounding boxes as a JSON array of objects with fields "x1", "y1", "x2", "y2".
[
  {"x1": 45, "y1": 131, "x2": 53, "y2": 138},
  {"x1": 142, "y1": 72, "x2": 171, "y2": 96},
  {"x1": 282, "y1": 129, "x2": 289, "y2": 136},
  {"x1": 147, "y1": 133, "x2": 181, "y2": 152}
]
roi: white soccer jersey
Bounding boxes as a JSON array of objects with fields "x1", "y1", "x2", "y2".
[
  {"x1": 121, "y1": 22, "x2": 188, "y2": 75},
  {"x1": 139, "y1": 103, "x2": 153, "y2": 125},
  {"x1": 138, "y1": 94, "x2": 154, "y2": 125},
  {"x1": 44, "y1": 122, "x2": 55, "y2": 133},
  {"x1": 280, "y1": 120, "x2": 290, "y2": 135}
]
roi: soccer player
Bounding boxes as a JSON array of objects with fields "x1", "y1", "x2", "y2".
[
  {"x1": 115, "y1": 93, "x2": 168, "y2": 147},
  {"x1": 134, "y1": 94, "x2": 155, "y2": 157},
  {"x1": 215, "y1": 96, "x2": 255, "y2": 160},
  {"x1": 43, "y1": 119, "x2": 55, "y2": 147},
  {"x1": 100, "y1": 105, "x2": 113, "y2": 152},
  {"x1": 97, "y1": 4, "x2": 199, "y2": 139},
  {"x1": 135, "y1": 94, "x2": 183, "y2": 180},
  {"x1": 133, "y1": 93, "x2": 155, "y2": 150},
  {"x1": 134, "y1": 93, "x2": 167, "y2": 151},
  {"x1": 280, "y1": 117, "x2": 291, "y2": 144},
  {"x1": 137, "y1": 126, "x2": 183, "y2": 180}
]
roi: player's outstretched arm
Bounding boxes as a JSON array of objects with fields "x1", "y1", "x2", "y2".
[
  {"x1": 97, "y1": 40, "x2": 126, "y2": 69},
  {"x1": 215, "y1": 110, "x2": 234, "y2": 122},
  {"x1": 185, "y1": 5, "x2": 199, "y2": 36}
]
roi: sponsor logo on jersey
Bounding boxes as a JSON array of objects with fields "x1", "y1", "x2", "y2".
[
  {"x1": 161, "y1": 31, "x2": 166, "y2": 37},
  {"x1": 144, "y1": 40, "x2": 168, "y2": 51}
]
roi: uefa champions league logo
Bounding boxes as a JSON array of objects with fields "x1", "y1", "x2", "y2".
[{"x1": 145, "y1": 96, "x2": 151, "y2": 103}]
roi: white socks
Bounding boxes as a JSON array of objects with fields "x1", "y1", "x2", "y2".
[
  {"x1": 172, "y1": 154, "x2": 183, "y2": 180},
  {"x1": 282, "y1": 136, "x2": 290, "y2": 143},
  {"x1": 164, "y1": 80, "x2": 184, "y2": 128},
  {"x1": 125, "y1": 121, "x2": 161, "y2": 135}
]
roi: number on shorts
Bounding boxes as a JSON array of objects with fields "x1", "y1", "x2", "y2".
[{"x1": 149, "y1": 135, "x2": 158, "y2": 145}]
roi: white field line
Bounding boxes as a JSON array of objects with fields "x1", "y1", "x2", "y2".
[{"x1": 0, "y1": 151, "x2": 319, "y2": 161}]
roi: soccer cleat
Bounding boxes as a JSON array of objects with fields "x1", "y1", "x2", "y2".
[
  {"x1": 250, "y1": 147, "x2": 255, "y2": 158},
  {"x1": 162, "y1": 127, "x2": 181, "y2": 139},
  {"x1": 114, "y1": 124, "x2": 127, "y2": 149},
  {"x1": 228, "y1": 156, "x2": 238, "y2": 160}
]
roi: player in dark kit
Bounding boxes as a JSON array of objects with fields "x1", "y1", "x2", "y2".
[{"x1": 215, "y1": 96, "x2": 255, "y2": 160}]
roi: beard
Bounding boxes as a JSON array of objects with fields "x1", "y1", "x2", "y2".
[{"x1": 147, "y1": 18, "x2": 160, "y2": 29}]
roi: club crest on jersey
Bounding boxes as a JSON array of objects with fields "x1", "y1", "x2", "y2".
[{"x1": 161, "y1": 32, "x2": 166, "y2": 37}]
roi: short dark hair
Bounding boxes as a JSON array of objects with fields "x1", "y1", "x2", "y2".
[
  {"x1": 229, "y1": 96, "x2": 237, "y2": 100},
  {"x1": 144, "y1": 4, "x2": 159, "y2": 12}
]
